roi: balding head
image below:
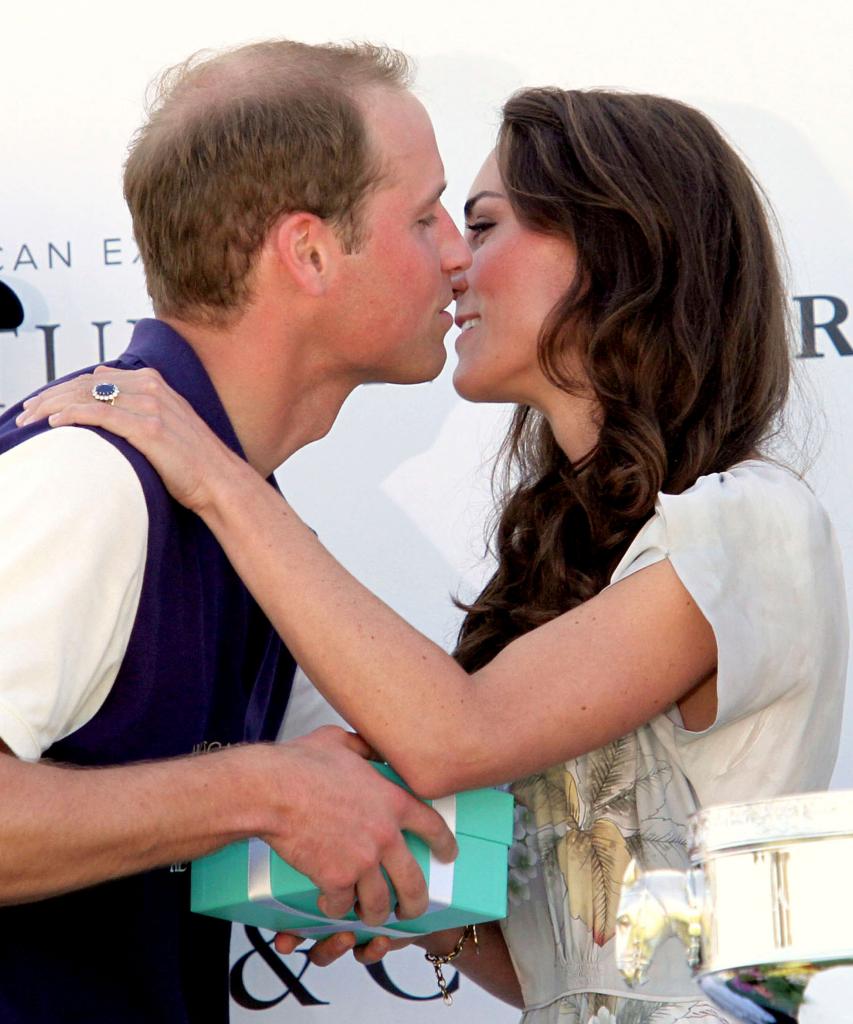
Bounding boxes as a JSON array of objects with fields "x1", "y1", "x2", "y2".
[{"x1": 124, "y1": 40, "x2": 412, "y2": 326}]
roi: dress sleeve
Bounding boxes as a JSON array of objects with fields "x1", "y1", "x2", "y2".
[
  {"x1": 610, "y1": 461, "x2": 847, "y2": 735},
  {"x1": 0, "y1": 428, "x2": 148, "y2": 759}
]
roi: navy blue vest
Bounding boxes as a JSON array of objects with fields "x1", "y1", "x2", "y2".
[{"x1": 0, "y1": 319, "x2": 295, "y2": 1023}]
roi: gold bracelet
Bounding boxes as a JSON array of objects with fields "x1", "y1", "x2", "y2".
[{"x1": 424, "y1": 924, "x2": 479, "y2": 1006}]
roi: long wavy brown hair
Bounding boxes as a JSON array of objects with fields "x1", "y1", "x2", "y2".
[{"x1": 454, "y1": 88, "x2": 792, "y2": 673}]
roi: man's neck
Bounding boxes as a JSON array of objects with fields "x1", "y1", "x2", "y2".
[{"x1": 161, "y1": 314, "x2": 357, "y2": 478}]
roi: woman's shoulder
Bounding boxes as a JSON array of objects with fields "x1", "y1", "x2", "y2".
[
  {"x1": 657, "y1": 458, "x2": 832, "y2": 551},
  {"x1": 666, "y1": 458, "x2": 815, "y2": 508},
  {"x1": 612, "y1": 459, "x2": 837, "y2": 584}
]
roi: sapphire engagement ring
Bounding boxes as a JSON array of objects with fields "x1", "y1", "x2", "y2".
[{"x1": 91, "y1": 382, "x2": 120, "y2": 406}]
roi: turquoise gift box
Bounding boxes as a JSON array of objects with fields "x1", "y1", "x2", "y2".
[{"x1": 191, "y1": 763, "x2": 514, "y2": 942}]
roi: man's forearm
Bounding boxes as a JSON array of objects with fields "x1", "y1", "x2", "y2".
[
  {"x1": 0, "y1": 727, "x2": 457, "y2": 922},
  {"x1": 0, "y1": 744, "x2": 265, "y2": 904}
]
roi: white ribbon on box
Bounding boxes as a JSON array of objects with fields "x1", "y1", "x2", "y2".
[{"x1": 247, "y1": 795, "x2": 457, "y2": 939}]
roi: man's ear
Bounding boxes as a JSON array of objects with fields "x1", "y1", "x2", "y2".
[{"x1": 271, "y1": 213, "x2": 339, "y2": 296}]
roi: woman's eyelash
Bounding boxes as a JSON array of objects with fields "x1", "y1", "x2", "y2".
[{"x1": 466, "y1": 220, "x2": 495, "y2": 234}]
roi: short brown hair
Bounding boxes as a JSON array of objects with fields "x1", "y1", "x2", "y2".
[{"x1": 124, "y1": 40, "x2": 412, "y2": 325}]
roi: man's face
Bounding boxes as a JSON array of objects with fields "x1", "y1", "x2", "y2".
[{"x1": 328, "y1": 89, "x2": 471, "y2": 385}]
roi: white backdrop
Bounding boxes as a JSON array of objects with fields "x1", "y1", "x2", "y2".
[{"x1": 4, "y1": 1, "x2": 853, "y2": 1019}]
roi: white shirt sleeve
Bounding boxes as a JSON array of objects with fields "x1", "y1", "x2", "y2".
[
  {"x1": 0, "y1": 427, "x2": 148, "y2": 760},
  {"x1": 277, "y1": 665, "x2": 351, "y2": 742}
]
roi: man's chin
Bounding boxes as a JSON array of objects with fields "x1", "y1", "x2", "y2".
[{"x1": 382, "y1": 349, "x2": 448, "y2": 386}]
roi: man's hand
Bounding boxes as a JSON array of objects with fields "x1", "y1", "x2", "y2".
[
  {"x1": 0, "y1": 726, "x2": 454, "y2": 911},
  {"x1": 257, "y1": 727, "x2": 457, "y2": 925}
]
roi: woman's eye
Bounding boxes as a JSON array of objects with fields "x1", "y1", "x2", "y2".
[{"x1": 465, "y1": 220, "x2": 495, "y2": 243}]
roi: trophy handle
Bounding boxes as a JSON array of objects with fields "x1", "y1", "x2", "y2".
[{"x1": 615, "y1": 859, "x2": 705, "y2": 987}]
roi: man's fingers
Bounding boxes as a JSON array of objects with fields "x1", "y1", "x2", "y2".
[
  {"x1": 317, "y1": 885, "x2": 356, "y2": 920},
  {"x1": 350, "y1": 732, "x2": 384, "y2": 760},
  {"x1": 322, "y1": 727, "x2": 374, "y2": 759},
  {"x1": 381, "y1": 836, "x2": 430, "y2": 920},
  {"x1": 401, "y1": 796, "x2": 458, "y2": 864},
  {"x1": 354, "y1": 866, "x2": 392, "y2": 926},
  {"x1": 385, "y1": 796, "x2": 457, "y2": 918}
]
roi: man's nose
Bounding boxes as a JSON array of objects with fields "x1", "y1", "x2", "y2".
[
  {"x1": 440, "y1": 210, "x2": 472, "y2": 274},
  {"x1": 451, "y1": 271, "x2": 468, "y2": 299}
]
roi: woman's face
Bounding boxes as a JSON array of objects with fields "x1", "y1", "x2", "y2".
[{"x1": 452, "y1": 151, "x2": 579, "y2": 410}]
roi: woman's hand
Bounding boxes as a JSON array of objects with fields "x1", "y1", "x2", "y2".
[
  {"x1": 274, "y1": 930, "x2": 417, "y2": 967},
  {"x1": 16, "y1": 366, "x2": 239, "y2": 514},
  {"x1": 274, "y1": 925, "x2": 466, "y2": 968},
  {"x1": 275, "y1": 923, "x2": 524, "y2": 1008}
]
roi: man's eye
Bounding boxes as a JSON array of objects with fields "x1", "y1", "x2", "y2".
[{"x1": 418, "y1": 214, "x2": 438, "y2": 228}]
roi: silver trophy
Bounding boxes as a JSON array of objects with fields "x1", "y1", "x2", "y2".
[{"x1": 616, "y1": 790, "x2": 853, "y2": 1022}]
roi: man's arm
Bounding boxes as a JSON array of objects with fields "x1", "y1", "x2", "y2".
[
  {"x1": 0, "y1": 737, "x2": 257, "y2": 903},
  {"x1": 0, "y1": 429, "x2": 454, "y2": 919},
  {"x1": 0, "y1": 428, "x2": 149, "y2": 761},
  {"x1": 0, "y1": 726, "x2": 456, "y2": 922}
]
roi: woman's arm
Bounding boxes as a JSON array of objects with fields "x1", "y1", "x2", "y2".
[
  {"x1": 418, "y1": 922, "x2": 523, "y2": 1008},
  {"x1": 199, "y1": 455, "x2": 716, "y2": 797},
  {"x1": 277, "y1": 921, "x2": 523, "y2": 1008},
  {"x1": 20, "y1": 370, "x2": 717, "y2": 796}
]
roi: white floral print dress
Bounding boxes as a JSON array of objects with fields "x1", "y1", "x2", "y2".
[{"x1": 499, "y1": 463, "x2": 848, "y2": 1024}]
